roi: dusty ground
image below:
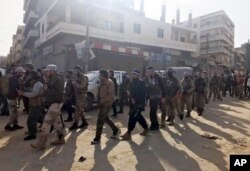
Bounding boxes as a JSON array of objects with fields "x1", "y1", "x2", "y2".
[{"x1": 0, "y1": 97, "x2": 250, "y2": 171}]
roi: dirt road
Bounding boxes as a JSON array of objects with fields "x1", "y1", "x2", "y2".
[{"x1": 0, "y1": 97, "x2": 249, "y2": 171}]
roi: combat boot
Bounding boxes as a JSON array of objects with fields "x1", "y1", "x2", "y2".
[
  {"x1": 120, "y1": 132, "x2": 131, "y2": 141},
  {"x1": 69, "y1": 122, "x2": 79, "y2": 130},
  {"x1": 186, "y1": 111, "x2": 191, "y2": 117},
  {"x1": 51, "y1": 137, "x2": 65, "y2": 146},
  {"x1": 140, "y1": 129, "x2": 149, "y2": 136},
  {"x1": 30, "y1": 135, "x2": 47, "y2": 150},
  {"x1": 160, "y1": 120, "x2": 166, "y2": 128},
  {"x1": 79, "y1": 119, "x2": 89, "y2": 128}
]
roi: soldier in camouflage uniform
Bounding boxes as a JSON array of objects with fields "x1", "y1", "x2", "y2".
[
  {"x1": 69, "y1": 65, "x2": 89, "y2": 130},
  {"x1": 31, "y1": 64, "x2": 65, "y2": 150},
  {"x1": 4, "y1": 67, "x2": 26, "y2": 131},
  {"x1": 162, "y1": 68, "x2": 180, "y2": 126},
  {"x1": 208, "y1": 73, "x2": 222, "y2": 101},
  {"x1": 64, "y1": 70, "x2": 75, "y2": 122},
  {"x1": 180, "y1": 72, "x2": 195, "y2": 118},
  {"x1": 194, "y1": 71, "x2": 207, "y2": 116}
]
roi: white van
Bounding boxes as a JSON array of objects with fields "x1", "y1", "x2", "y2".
[
  {"x1": 0, "y1": 68, "x2": 6, "y2": 75},
  {"x1": 85, "y1": 70, "x2": 127, "y2": 111}
]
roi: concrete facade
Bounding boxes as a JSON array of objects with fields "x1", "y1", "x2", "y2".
[
  {"x1": 22, "y1": 0, "x2": 235, "y2": 75},
  {"x1": 7, "y1": 26, "x2": 25, "y2": 65}
]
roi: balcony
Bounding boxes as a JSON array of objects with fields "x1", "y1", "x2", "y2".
[
  {"x1": 24, "y1": 10, "x2": 39, "y2": 25},
  {"x1": 23, "y1": 0, "x2": 38, "y2": 12},
  {"x1": 45, "y1": 22, "x2": 197, "y2": 52},
  {"x1": 15, "y1": 44, "x2": 23, "y2": 52},
  {"x1": 200, "y1": 34, "x2": 234, "y2": 46},
  {"x1": 24, "y1": 30, "x2": 39, "y2": 48},
  {"x1": 200, "y1": 47, "x2": 231, "y2": 56}
]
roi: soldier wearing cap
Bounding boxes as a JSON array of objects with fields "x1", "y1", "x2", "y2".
[
  {"x1": 144, "y1": 66, "x2": 164, "y2": 130},
  {"x1": 31, "y1": 64, "x2": 65, "y2": 150},
  {"x1": 18, "y1": 71, "x2": 44, "y2": 140},
  {"x1": 64, "y1": 70, "x2": 75, "y2": 122},
  {"x1": 91, "y1": 69, "x2": 120, "y2": 145},
  {"x1": 180, "y1": 72, "x2": 195, "y2": 118},
  {"x1": 121, "y1": 69, "x2": 148, "y2": 140},
  {"x1": 194, "y1": 71, "x2": 207, "y2": 116},
  {"x1": 162, "y1": 68, "x2": 181, "y2": 126},
  {"x1": 69, "y1": 65, "x2": 89, "y2": 130},
  {"x1": 4, "y1": 67, "x2": 26, "y2": 131}
]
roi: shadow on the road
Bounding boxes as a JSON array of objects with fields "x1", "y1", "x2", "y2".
[
  {"x1": 125, "y1": 130, "x2": 202, "y2": 171},
  {"x1": 165, "y1": 121, "x2": 228, "y2": 171},
  {"x1": 91, "y1": 139, "x2": 120, "y2": 171}
]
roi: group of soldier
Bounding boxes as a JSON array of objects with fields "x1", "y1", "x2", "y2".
[{"x1": 0, "y1": 62, "x2": 248, "y2": 150}]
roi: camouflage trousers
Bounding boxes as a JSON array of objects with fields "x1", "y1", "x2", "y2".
[
  {"x1": 75, "y1": 94, "x2": 86, "y2": 122},
  {"x1": 161, "y1": 97, "x2": 178, "y2": 123},
  {"x1": 7, "y1": 99, "x2": 18, "y2": 125},
  {"x1": 41, "y1": 103, "x2": 64, "y2": 139}
]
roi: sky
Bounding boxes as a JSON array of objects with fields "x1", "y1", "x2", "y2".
[{"x1": 0, "y1": 0, "x2": 250, "y2": 56}]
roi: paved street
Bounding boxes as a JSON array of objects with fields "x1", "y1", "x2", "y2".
[{"x1": 0, "y1": 97, "x2": 250, "y2": 171}]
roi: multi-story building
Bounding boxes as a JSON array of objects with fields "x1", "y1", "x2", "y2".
[
  {"x1": 23, "y1": 0, "x2": 198, "y2": 73},
  {"x1": 233, "y1": 47, "x2": 246, "y2": 72},
  {"x1": 7, "y1": 25, "x2": 25, "y2": 65},
  {"x1": 181, "y1": 10, "x2": 235, "y2": 75}
]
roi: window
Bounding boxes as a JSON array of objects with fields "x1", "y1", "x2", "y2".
[
  {"x1": 133, "y1": 23, "x2": 141, "y2": 34},
  {"x1": 193, "y1": 24, "x2": 197, "y2": 28},
  {"x1": 180, "y1": 37, "x2": 185, "y2": 42},
  {"x1": 157, "y1": 28, "x2": 164, "y2": 38},
  {"x1": 42, "y1": 24, "x2": 45, "y2": 34},
  {"x1": 104, "y1": 21, "x2": 112, "y2": 31}
]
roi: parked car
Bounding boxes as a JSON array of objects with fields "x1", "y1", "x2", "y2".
[
  {"x1": 0, "y1": 68, "x2": 6, "y2": 76},
  {"x1": 85, "y1": 70, "x2": 127, "y2": 111}
]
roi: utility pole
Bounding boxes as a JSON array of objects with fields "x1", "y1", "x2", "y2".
[{"x1": 85, "y1": 0, "x2": 91, "y2": 73}]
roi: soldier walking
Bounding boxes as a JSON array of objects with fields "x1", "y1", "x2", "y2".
[
  {"x1": 17, "y1": 71, "x2": 44, "y2": 140},
  {"x1": 194, "y1": 71, "x2": 207, "y2": 116},
  {"x1": 69, "y1": 65, "x2": 89, "y2": 130},
  {"x1": 208, "y1": 73, "x2": 222, "y2": 101},
  {"x1": 144, "y1": 66, "x2": 164, "y2": 130},
  {"x1": 120, "y1": 69, "x2": 148, "y2": 140},
  {"x1": 64, "y1": 70, "x2": 75, "y2": 122},
  {"x1": 161, "y1": 68, "x2": 180, "y2": 126},
  {"x1": 22, "y1": 63, "x2": 34, "y2": 113},
  {"x1": 180, "y1": 72, "x2": 195, "y2": 118},
  {"x1": 109, "y1": 70, "x2": 118, "y2": 117},
  {"x1": 4, "y1": 67, "x2": 26, "y2": 131},
  {"x1": 91, "y1": 70, "x2": 120, "y2": 145},
  {"x1": 31, "y1": 64, "x2": 65, "y2": 150},
  {"x1": 118, "y1": 73, "x2": 130, "y2": 114}
]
